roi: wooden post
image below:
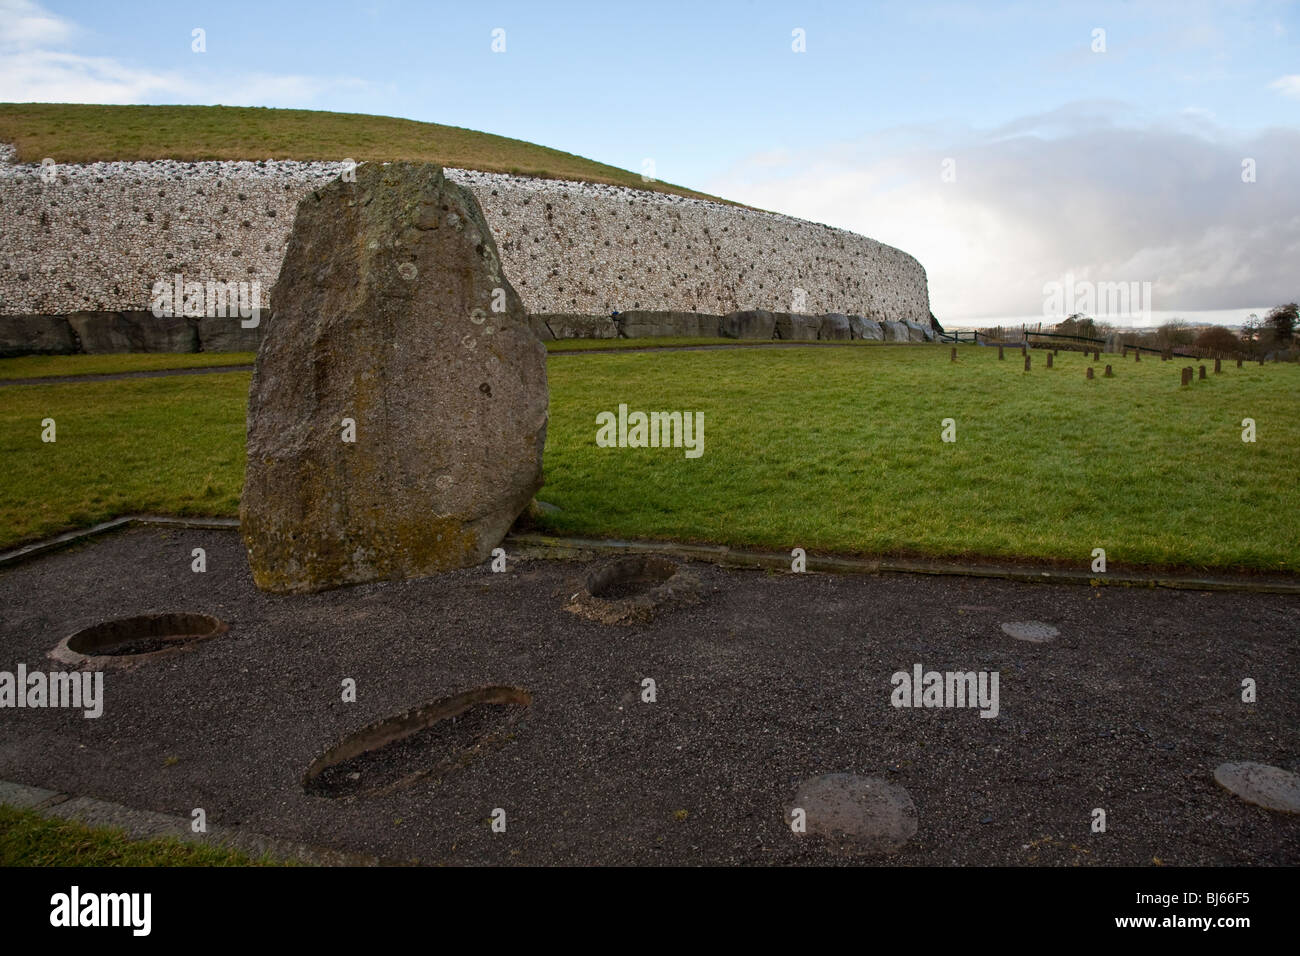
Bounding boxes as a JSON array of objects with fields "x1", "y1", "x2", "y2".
[
  {"x1": 1199, "y1": 364, "x2": 1206, "y2": 380},
  {"x1": 1123, "y1": 347, "x2": 1128, "y2": 358},
  {"x1": 1181, "y1": 367, "x2": 1192, "y2": 386},
  {"x1": 1259, "y1": 357, "x2": 1265, "y2": 366},
  {"x1": 1086, "y1": 366, "x2": 1094, "y2": 380},
  {"x1": 1104, "y1": 365, "x2": 1113, "y2": 377},
  {"x1": 1237, "y1": 357, "x2": 1242, "y2": 368},
  {"x1": 1024, "y1": 353, "x2": 1031, "y2": 371},
  {"x1": 951, "y1": 347, "x2": 957, "y2": 362},
  {"x1": 998, "y1": 345, "x2": 1004, "y2": 360},
  {"x1": 1135, "y1": 350, "x2": 1141, "y2": 362},
  {"x1": 1214, "y1": 357, "x2": 1221, "y2": 374},
  {"x1": 1047, "y1": 352, "x2": 1054, "y2": 368}
]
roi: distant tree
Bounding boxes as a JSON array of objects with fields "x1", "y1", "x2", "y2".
[
  {"x1": 1154, "y1": 320, "x2": 1194, "y2": 348},
  {"x1": 1239, "y1": 314, "x2": 1275, "y2": 357},
  {"x1": 1265, "y1": 303, "x2": 1297, "y2": 344},
  {"x1": 1194, "y1": 326, "x2": 1240, "y2": 354},
  {"x1": 1055, "y1": 313, "x2": 1097, "y2": 339}
]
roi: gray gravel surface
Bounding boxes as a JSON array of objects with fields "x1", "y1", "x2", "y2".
[{"x1": 0, "y1": 527, "x2": 1296, "y2": 865}]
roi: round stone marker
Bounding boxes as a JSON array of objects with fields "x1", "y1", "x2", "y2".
[
  {"x1": 1213, "y1": 761, "x2": 1300, "y2": 813},
  {"x1": 787, "y1": 773, "x2": 917, "y2": 854},
  {"x1": 1000, "y1": 621, "x2": 1059, "y2": 642}
]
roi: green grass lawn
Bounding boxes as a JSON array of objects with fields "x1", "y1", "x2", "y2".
[
  {"x1": 2, "y1": 346, "x2": 1296, "y2": 571},
  {"x1": 546, "y1": 337, "x2": 891, "y2": 352},
  {"x1": 0, "y1": 339, "x2": 879, "y2": 379},
  {"x1": 0, "y1": 352, "x2": 258, "y2": 380},
  {"x1": 0, "y1": 103, "x2": 727, "y2": 204},
  {"x1": 0, "y1": 805, "x2": 272, "y2": 866},
  {"x1": 0, "y1": 372, "x2": 248, "y2": 546}
]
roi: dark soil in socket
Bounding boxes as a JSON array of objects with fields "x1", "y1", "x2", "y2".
[
  {"x1": 95, "y1": 637, "x2": 181, "y2": 656},
  {"x1": 598, "y1": 576, "x2": 665, "y2": 600},
  {"x1": 305, "y1": 702, "x2": 527, "y2": 798}
]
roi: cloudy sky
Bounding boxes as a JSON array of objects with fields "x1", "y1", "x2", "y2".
[{"x1": 2, "y1": 0, "x2": 1296, "y2": 325}]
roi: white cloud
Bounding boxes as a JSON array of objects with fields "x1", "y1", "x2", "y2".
[
  {"x1": 0, "y1": 49, "x2": 184, "y2": 103},
  {"x1": 1268, "y1": 74, "x2": 1300, "y2": 98},
  {"x1": 0, "y1": 0, "x2": 370, "y2": 107},
  {"x1": 709, "y1": 109, "x2": 1300, "y2": 322},
  {"x1": 0, "y1": 0, "x2": 73, "y2": 52}
]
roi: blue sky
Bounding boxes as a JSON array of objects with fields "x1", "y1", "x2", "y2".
[{"x1": 3, "y1": 0, "x2": 1297, "y2": 323}]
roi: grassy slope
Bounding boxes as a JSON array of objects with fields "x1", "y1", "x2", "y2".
[
  {"x1": 0, "y1": 805, "x2": 273, "y2": 866},
  {"x1": 0, "y1": 103, "x2": 727, "y2": 204},
  {"x1": 2, "y1": 346, "x2": 1296, "y2": 571}
]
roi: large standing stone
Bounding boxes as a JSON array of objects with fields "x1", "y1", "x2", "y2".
[{"x1": 240, "y1": 163, "x2": 548, "y2": 593}]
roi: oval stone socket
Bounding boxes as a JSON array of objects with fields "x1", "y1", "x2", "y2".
[
  {"x1": 565, "y1": 554, "x2": 704, "y2": 626},
  {"x1": 303, "y1": 685, "x2": 531, "y2": 800},
  {"x1": 50, "y1": 612, "x2": 227, "y2": 670}
]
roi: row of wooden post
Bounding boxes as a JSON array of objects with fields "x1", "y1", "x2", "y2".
[{"x1": 953, "y1": 342, "x2": 1263, "y2": 386}]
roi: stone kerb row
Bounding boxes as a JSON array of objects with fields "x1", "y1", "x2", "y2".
[{"x1": 0, "y1": 157, "x2": 931, "y2": 344}]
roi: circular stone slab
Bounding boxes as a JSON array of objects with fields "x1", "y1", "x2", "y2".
[
  {"x1": 1000, "y1": 620, "x2": 1059, "y2": 642},
  {"x1": 786, "y1": 773, "x2": 917, "y2": 854},
  {"x1": 1213, "y1": 761, "x2": 1300, "y2": 813}
]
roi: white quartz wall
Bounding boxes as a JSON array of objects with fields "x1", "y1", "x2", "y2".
[{"x1": 0, "y1": 157, "x2": 930, "y2": 322}]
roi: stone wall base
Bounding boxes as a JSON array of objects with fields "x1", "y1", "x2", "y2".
[
  {"x1": 1, "y1": 309, "x2": 938, "y2": 357},
  {"x1": 0, "y1": 311, "x2": 263, "y2": 357}
]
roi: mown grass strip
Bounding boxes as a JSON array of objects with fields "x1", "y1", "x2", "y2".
[
  {"x1": 1, "y1": 346, "x2": 1295, "y2": 570},
  {"x1": 0, "y1": 805, "x2": 274, "y2": 866},
  {"x1": 0, "y1": 352, "x2": 258, "y2": 381}
]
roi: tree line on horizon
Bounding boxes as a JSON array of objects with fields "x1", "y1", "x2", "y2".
[{"x1": 978, "y1": 303, "x2": 1296, "y2": 357}]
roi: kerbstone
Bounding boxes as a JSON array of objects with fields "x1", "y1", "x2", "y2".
[
  {"x1": 719, "y1": 309, "x2": 777, "y2": 339},
  {"x1": 774, "y1": 312, "x2": 821, "y2": 341},
  {"x1": 818, "y1": 313, "x2": 852, "y2": 340},
  {"x1": 882, "y1": 320, "x2": 910, "y2": 342}
]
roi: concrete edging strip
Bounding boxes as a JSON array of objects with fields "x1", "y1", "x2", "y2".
[
  {"x1": 505, "y1": 533, "x2": 1300, "y2": 595},
  {"x1": 0, "y1": 515, "x2": 239, "y2": 567},
  {"x1": 2, "y1": 517, "x2": 1296, "y2": 594}
]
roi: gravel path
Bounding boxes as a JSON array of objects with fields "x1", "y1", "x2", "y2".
[{"x1": 1, "y1": 527, "x2": 1295, "y2": 865}]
